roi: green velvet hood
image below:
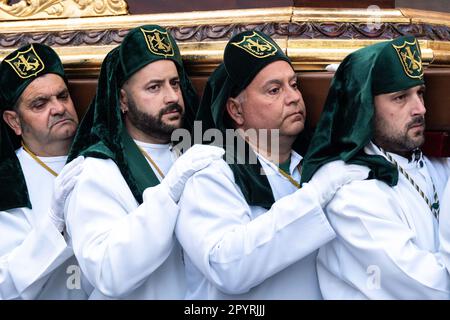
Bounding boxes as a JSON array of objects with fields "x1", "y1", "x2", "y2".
[
  {"x1": 0, "y1": 43, "x2": 66, "y2": 211},
  {"x1": 196, "y1": 30, "x2": 311, "y2": 209},
  {"x1": 301, "y1": 36, "x2": 425, "y2": 185},
  {"x1": 67, "y1": 25, "x2": 199, "y2": 204}
]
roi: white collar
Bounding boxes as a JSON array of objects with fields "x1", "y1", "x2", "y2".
[
  {"x1": 364, "y1": 141, "x2": 424, "y2": 170},
  {"x1": 256, "y1": 150, "x2": 303, "y2": 175},
  {"x1": 134, "y1": 140, "x2": 172, "y2": 150}
]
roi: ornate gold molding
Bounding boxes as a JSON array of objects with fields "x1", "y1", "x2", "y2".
[
  {"x1": 0, "y1": 6, "x2": 449, "y2": 75},
  {"x1": 0, "y1": 7, "x2": 290, "y2": 33},
  {"x1": 398, "y1": 8, "x2": 450, "y2": 27},
  {"x1": 292, "y1": 8, "x2": 409, "y2": 23},
  {"x1": 287, "y1": 39, "x2": 434, "y2": 71},
  {"x1": 0, "y1": 0, "x2": 128, "y2": 21}
]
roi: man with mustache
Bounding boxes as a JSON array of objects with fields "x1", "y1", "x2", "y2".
[
  {"x1": 174, "y1": 30, "x2": 368, "y2": 299},
  {"x1": 0, "y1": 43, "x2": 90, "y2": 299},
  {"x1": 63, "y1": 25, "x2": 224, "y2": 299},
  {"x1": 301, "y1": 36, "x2": 450, "y2": 299}
]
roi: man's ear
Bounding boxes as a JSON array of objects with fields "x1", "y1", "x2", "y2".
[
  {"x1": 3, "y1": 110, "x2": 22, "y2": 136},
  {"x1": 226, "y1": 97, "x2": 244, "y2": 127},
  {"x1": 119, "y1": 88, "x2": 129, "y2": 114}
]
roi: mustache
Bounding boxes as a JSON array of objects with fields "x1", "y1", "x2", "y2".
[
  {"x1": 48, "y1": 112, "x2": 75, "y2": 128},
  {"x1": 159, "y1": 103, "x2": 183, "y2": 116},
  {"x1": 407, "y1": 116, "x2": 425, "y2": 129}
]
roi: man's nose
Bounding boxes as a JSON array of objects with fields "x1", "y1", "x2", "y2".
[
  {"x1": 164, "y1": 85, "x2": 180, "y2": 105},
  {"x1": 411, "y1": 94, "x2": 426, "y2": 116},
  {"x1": 285, "y1": 84, "x2": 301, "y2": 106},
  {"x1": 49, "y1": 98, "x2": 66, "y2": 115}
]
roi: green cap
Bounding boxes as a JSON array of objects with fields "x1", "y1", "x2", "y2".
[
  {"x1": 301, "y1": 36, "x2": 425, "y2": 186},
  {"x1": 224, "y1": 30, "x2": 291, "y2": 97},
  {"x1": 68, "y1": 25, "x2": 199, "y2": 204},
  {"x1": 118, "y1": 26, "x2": 183, "y2": 84},
  {"x1": 0, "y1": 43, "x2": 66, "y2": 211},
  {"x1": 0, "y1": 43, "x2": 66, "y2": 110},
  {"x1": 372, "y1": 36, "x2": 424, "y2": 95}
]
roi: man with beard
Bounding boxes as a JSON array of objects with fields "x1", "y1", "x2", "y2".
[
  {"x1": 0, "y1": 43, "x2": 90, "y2": 299},
  {"x1": 64, "y1": 25, "x2": 224, "y2": 299},
  {"x1": 174, "y1": 30, "x2": 369, "y2": 299},
  {"x1": 301, "y1": 36, "x2": 450, "y2": 299}
]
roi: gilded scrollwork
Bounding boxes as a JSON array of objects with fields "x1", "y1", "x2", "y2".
[
  {"x1": 1, "y1": 22, "x2": 450, "y2": 49},
  {"x1": 0, "y1": 6, "x2": 448, "y2": 74},
  {"x1": 0, "y1": 0, "x2": 127, "y2": 20},
  {"x1": 73, "y1": 0, "x2": 126, "y2": 15}
]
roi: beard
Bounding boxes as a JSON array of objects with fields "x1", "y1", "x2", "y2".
[
  {"x1": 373, "y1": 114, "x2": 425, "y2": 154},
  {"x1": 126, "y1": 96, "x2": 184, "y2": 143}
]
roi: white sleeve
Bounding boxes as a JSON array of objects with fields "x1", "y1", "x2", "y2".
[
  {"x1": 439, "y1": 179, "x2": 450, "y2": 273},
  {"x1": 0, "y1": 209, "x2": 70, "y2": 299},
  {"x1": 323, "y1": 180, "x2": 450, "y2": 299},
  {"x1": 65, "y1": 158, "x2": 179, "y2": 298},
  {"x1": 175, "y1": 160, "x2": 335, "y2": 295}
]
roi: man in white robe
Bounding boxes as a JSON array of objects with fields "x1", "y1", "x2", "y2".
[
  {"x1": 301, "y1": 36, "x2": 450, "y2": 299},
  {"x1": 0, "y1": 43, "x2": 90, "y2": 299},
  {"x1": 174, "y1": 30, "x2": 368, "y2": 299},
  {"x1": 64, "y1": 25, "x2": 224, "y2": 299}
]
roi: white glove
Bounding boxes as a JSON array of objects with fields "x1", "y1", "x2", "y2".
[
  {"x1": 304, "y1": 160, "x2": 370, "y2": 207},
  {"x1": 49, "y1": 156, "x2": 85, "y2": 232},
  {"x1": 325, "y1": 63, "x2": 340, "y2": 72},
  {"x1": 160, "y1": 144, "x2": 225, "y2": 203}
]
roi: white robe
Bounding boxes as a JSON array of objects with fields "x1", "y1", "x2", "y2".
[
  {"x1": 438, "y1": 172, "x2": 450, "y2": 282},
  {"x1": 317, "y1": 142, "x2": 450, "y2": 299},
  {"x1": 0, "y1": 147, "x2": 90, "y2": 300},
  {"x1": 65, "y1": 141, "x2": 186, "y2": 299},
  {"x1": 176, "y1": 148, "x2": 336, "y2": 299}
]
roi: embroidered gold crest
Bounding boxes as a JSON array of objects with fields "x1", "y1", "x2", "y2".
[
  {"x1": 392, "y1": 38, "x2": 423, "y2": 79},
  {"x1": 141, "y1": 28, "x2": 174, "y2": 57},
  {"x1": 5, "y1": 44, "x2": 45, "y2": 79},
  {"x1": 231, "y1": 31, "x2": 277, "y2": 58}
]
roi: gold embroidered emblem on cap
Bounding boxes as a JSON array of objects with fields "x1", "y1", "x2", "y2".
[
  {"x1": 231, "y1": 31, "x2": 277, "y2": 58},
  {"x1": 5, "y1": 44, "x2": 45, "y2": 79},
  {"x1": 141, "y1": 28, "x2": 174, "y2": 57},
  {"x1": 392, "y1": 39, "x2": 423, "y2": 79}
]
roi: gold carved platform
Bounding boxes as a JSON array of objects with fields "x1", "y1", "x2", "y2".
[
  {"x1": 0, "y1": 0, "x2": 127, "y2": 20},
  {"x1": 0, "y1": 4, "x2": 450, "y2": 76}
]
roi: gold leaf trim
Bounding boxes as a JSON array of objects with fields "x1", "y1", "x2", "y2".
[{"x1": 0, "y1": 0, "x2": 128, "y2": 21}]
